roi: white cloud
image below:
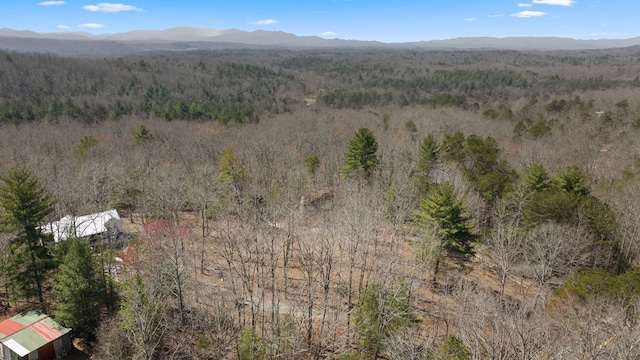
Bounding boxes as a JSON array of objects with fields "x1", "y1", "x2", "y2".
[
  {"x1": 37, "y1": 1, "x2": 65, "y2": 5},
  {"x1": 532, "y1": 0, "x2": 576, "y2": 6},
  {"x1": 518, "y1": 3, "x2": 533, "y2": 7},
  {"x1": 253, "y1": 19, "x2": 278, "y2": 25},
  {"x1": 488, "y1": 14, "x2": 504, "y2": 17},
  {"x1": 320, "y1": 31, "x2": 337, "y2": 37},
  {"x1": 82, "y1": 3, "x2": 143, "y2": 12},
  {"x1": 511, "y1": 10, "x2": 548, "y2": 18},
  {"x1": 464, "y1": 17, "x2": 477, "y2": 22},
  {"x1": 56, "y1": 24, "x2": 70, "y2": 29},
  {"x1": 79, "y1": 23, "x2": 105, "y2": 28}
]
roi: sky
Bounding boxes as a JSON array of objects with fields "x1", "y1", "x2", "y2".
[{"x1": 3, "y1": 0, "x2": 639, "y2": 43}]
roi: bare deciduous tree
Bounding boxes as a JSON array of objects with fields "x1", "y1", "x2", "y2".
[
  {"x1": 523, "y1": 223, "x2": 590, "y2": 286},
  {"x1": 489, "y1": 189, "x2": 527, "y2": 296}
]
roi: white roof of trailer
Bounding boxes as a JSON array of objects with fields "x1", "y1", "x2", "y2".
[{"x1": 42, "y1": 209, "x2": 121, "y2": 242}]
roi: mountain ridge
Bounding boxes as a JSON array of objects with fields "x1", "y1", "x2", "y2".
[{"x1": 1, "y1": 26, "x2": 640, "y2": 57}]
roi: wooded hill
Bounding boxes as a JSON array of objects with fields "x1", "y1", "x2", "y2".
[{"x1": 0, "y1": 47, "x2": 640, "y2": 359}]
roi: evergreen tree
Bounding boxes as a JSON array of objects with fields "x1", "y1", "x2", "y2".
[
  {"x1": 237, "y1": 327, "x2": 267, "y2": 360},
  {"x1": 75, "y1": 135, "x2": 99, "y2": 162},
  {"x1": 523, "y1": 166, "x2": 599, "y2": 229},
  {"x1": 216, "y1": 149, "x2": 246, "y2": 185},
  {"x1": 525, "y1": 163, "x2": 552, "y2": 193},
  {"x1": 341, "y1": 127, "x2": 378, "y2": 180},
  {"x1": 462, "y1": 135, "x2": 516, "y2": 201},
  {"x1": 554, "y1": 165, "x2": 590, "y2": 195},
  {"x1": 0, "y1": 167, "x2": 56, "y2": 311},
  {"x1": 216, "y1": 149, "x2": 246, "y2": 201},
  {"x1": 304, "y1": 153, "x2": 320, "y2": 176},
  {"x1": 463, "y1": 135, "x2": 500, "y2": 175},
  {"x1": 415, "y1": 134, "x2": 440, "y2": 195},
  {"x1": 353, "y1": 283, "x2": 416, "y2": 359},
  {"x1": 431, "y1": 335, "x2": 473, "y2": 360},
  {"x1": 53, "y1": 238, "x2": 101, "y2": 338},
  {"x1": 418, "y1": 183, "x2": 474, "y2": 282},
  {"x1": 133, "y1": 124, "x2": 153, "y2": 145},
  {"x1": 441, "y1": 130, "x2": 465, "y2": 162},
  {"x1": 419, "y1": 182, "x2": 474, "y2": 253}
]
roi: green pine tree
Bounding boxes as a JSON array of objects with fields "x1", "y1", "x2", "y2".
[
  {"x1": 0, "y1": 167, "x2": 56, "y2": 311},
  {"x1": 419, "y1": 183, "x2": 474, "y2": 253},
  {"x1": 75, "y1": 135, "x2": 99, "y2": 162},
  {"x1": 353, "y1": 283, "x2": 416, "y2": 359},
  {"x1": 554, "y1": 165, "x2": 590, "y2": 195},
  {"x1": 525, "y1": 163, "x2": 552, "y2": 193},
  {"x1": 237, "y1": 327, "x2": 267, "y2": 360},
  {"x1": 431, "y1": 335, "x2": 472, "y2": 360},
  {"x1": 416, "y1": 134, "x2": 440, "y2": 195},
  {"x1": 304, "y1": 153, "x2": 320, "y2": 176},
  {"x1": 341, "y1": 127, "x2": 378, "y2": 180},
  {"x1": 53, "y1": 238, "x2": 102, "y2": 338},
  {"x1": 133, "y1": 124, "x2": 153, "y2": 145},
  {"x1": 419, "y1": 183, "x2": 474, "y2": 282},
  {"x1": 462, "y1": 135, "x2": 515, "y2": 201},
  {"x1": 216, "y1": 149, "x2": 246, "y2": 200},
  {"x1": 441, "y1": 130, "x2": 465, "y2": 162}
]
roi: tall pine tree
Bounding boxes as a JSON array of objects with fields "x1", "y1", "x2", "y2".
[
  {"x1": 53, "y1": 238, "x2": 102, "y2": 338},
  {"x1": 415, "y1": 134, "x2": 440, "y2": 196},
  {"x1": 341, "y1": 127, "x2": 379, "y2": 180},
  {"x1": 419, "y1": 182, "x2": 474, "y2": 252},
  {"x1": 419, "y1": 183, "x2": 474, "y2": 282},
  {"x1": 0, "y1": 167, "x2": 56, "y2": 311}
]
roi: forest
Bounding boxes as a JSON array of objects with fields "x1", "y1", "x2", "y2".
[{"x1": 1, "y1": 46, "x2": 640, "y2": 359}]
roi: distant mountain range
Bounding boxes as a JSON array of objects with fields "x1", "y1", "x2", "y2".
[{"x1": 1, "y1": 26, "x2": 640, "y2": 57}]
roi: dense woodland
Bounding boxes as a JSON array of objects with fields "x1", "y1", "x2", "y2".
[{"x1": 1, "y1": 47, "x2": 640, "y2": 359}]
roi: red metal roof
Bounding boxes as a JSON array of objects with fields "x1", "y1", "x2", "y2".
[
  {"x1": 0, "y1": 319, "x2": 25, "y2": 337},
  {"x1": 30, "y1": 320, "x2": 60, "y2": 342}
]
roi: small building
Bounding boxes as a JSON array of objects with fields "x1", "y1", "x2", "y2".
[
  {"x1": 0, "y1": 310, "x2": 71, "y2": 360},
  {"x1": 42, "y1": 209, "x2": 123, "y2": 243}
]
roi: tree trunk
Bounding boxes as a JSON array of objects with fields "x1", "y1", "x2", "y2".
[
  {"x1": 432, "y1": 255, "x2": 440, "y2": 285},
  {"x1": 28, "y1": 244, "x2": 46, "y2": 312},
  {"x1": 200, "y1": 205, "x2": 207, "y2": 275}
]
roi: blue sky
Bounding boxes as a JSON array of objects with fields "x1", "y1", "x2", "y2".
[{"x1": 4, "y1": 0, "x2": 638, "y2": 42}]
